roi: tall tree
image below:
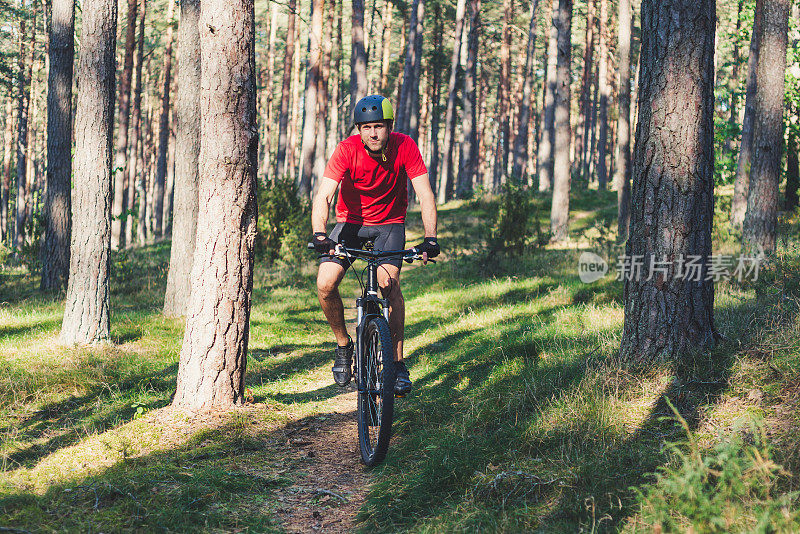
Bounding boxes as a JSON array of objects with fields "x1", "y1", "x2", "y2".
[
  {"x1": 126, "y1": 0, "x2": 146, "y2": 247},
  {"x1": 723, "y1": 0, "x2": 743, "y2": 155},
  {"x1": 511, "y1": 0, "x2": 541, "y2": 182},
  {"x1": 619, "y1": 0, "x2": 717, "y2": 365},
  {"x1": 731, "y1": 0, "x2": 763, "y2": 227},
  {"x1": 614, "y1": 0, "x2": 633, "y2": 240},
  {"x1": 259, "y1": 1, "x2": 279, "y2": 181},
  {"x1": 549, "y1": 0, "x2": 572, "y2": 241},
  {"x1": 14, "y1": 0, "x2": 36, "y2": 250},
  {"x1": 396, "y1": 0, "x2": 425, "y2": 139},
  {"x1": 274, "y1": 0, "x2": 296, "y2": 178},
  {"x1": 456, "y1": 0, "x2": 480, "y2": 198},
  {"x1": 350, "y1": 0, "x2": 368, "y2": 124},
  {"x1": 576, "y1": 0, "x2": 596, "y2": 182},
  {"x1": 164, "y1": 0, "x2": 201, "y2": 317},
  {"x1": 110, "y1": 0, "x2": 139, "y2": 250},
  {"x1": 60, "y1": 0, "x2": 117, "y2": 345},
  {"x1": 313, "y1": 0, "x2": 334, "y2": 186},
  {"x1": 596, "y1": 0, "x2": 610, "y2": 189},
  {"x1": 491, "y1": 0, "x2": 513, "y2": 189},
  {"x1": 437, "y1": 0, "x2": 467, "y2": 203},
  {"x1": 41, "y1": 0, "x2": 74, "y2": 291},
  {"x1": 1, "y1": 95, "x2": 13, "y2": 242},
  {"x1": 378, "y1": 0, "x2": 393, "y2": 93},
  {"x1": 172, "y1": 0, "x2": 259, "y2": 410},
  {"x1": 536, "y1": 0, "x2": 558, "y2": 191},
  {"x1": 299, "y1": 0, "x2": 324, "y2": 196},
  {"x1": 153, "y1": 0, "x2": 176, "y2": 237},
  {"x1": 742, "y1": 0, "x2": 790, "y2": 254}
]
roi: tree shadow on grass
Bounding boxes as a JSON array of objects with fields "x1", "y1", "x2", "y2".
[
  {"x1": 0, "y1": 319, "x2": 60, "y2": 340},
  {"x1": 2, "y1": 363, "x2": 178, "y2": 472}
]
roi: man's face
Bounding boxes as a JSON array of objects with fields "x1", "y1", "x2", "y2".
[{"x1": 358, "y1": 121, "x2": 390, "y2": 154}]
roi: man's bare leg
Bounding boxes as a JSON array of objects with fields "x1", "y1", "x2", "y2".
[
  {"x1": 317, "y1": 262, "x2": 349, "y2": 346},
  {"x1": 377, "y1": 264, "x2": 404, "y2": 361}
]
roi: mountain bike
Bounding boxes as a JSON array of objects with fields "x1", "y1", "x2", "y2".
[{"x1": 309, "y1": 241, "x2": 434, "y2": 466}]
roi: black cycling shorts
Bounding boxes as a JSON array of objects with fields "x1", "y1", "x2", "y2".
[{"x1": 319, "y1": 222, "x2": 406, "y2": 269}]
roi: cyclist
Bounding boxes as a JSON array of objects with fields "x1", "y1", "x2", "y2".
[{"x1": 311, "y1": 95, "x2": 439, "y2": 397}]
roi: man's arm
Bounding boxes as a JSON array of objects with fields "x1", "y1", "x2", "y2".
[
  {"x1": 312, "y1": 177, "x2": 341, "y2": 234},
  {"x1": 410, "y1": 173, "x2": 437, "y2": 238}
]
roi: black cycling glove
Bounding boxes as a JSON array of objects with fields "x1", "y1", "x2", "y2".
[
  {"x1": 414, "y1": 237, "x2": 440, "y2": 258},
  {"x1": 313, "y1": 232, "x2": 336, "y2": 254}
]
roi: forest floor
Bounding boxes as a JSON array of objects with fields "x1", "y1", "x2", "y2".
[{"x1": 2, "y1": 187, "x2": 800, "y2": 532}]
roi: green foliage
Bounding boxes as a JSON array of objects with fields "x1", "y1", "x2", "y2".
[
  {"x1": 636, "y1": 417, "x2": 800, "y2": 533},
  {"x1": 256, "y1": 178, "x2": 311, "y2": 270},
  {"x1": 479, "y1": 183, "x2": 546, "y2": 254}
]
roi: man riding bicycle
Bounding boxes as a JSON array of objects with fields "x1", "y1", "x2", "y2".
[{"x1": 311, "y1": 95, "x2": 439, "y2": 397}]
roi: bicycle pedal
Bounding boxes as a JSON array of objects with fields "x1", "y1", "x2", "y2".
[{"x1": 394, "y1": 392, "x2": 406, "y2": 399}]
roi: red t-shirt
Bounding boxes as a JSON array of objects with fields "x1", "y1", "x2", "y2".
[{"x1": 323, "y1": 132, "x2": 428, "y2": 225}]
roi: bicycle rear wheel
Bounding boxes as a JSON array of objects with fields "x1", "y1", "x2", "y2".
[{"x1": 357, "y1": 316, "x2": 396, "y2": 466}]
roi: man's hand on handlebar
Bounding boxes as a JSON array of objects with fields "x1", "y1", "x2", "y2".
[
  {"x1": 313, "y1": 232, "x2": 337, "y2": 255},
  {"x1": 412, "y1": 237, "x2": 439, "y2": 265}
]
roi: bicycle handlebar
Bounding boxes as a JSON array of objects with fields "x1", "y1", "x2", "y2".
[{"x1": 306, "y1": 242, "x2": 437, "y2": 264}]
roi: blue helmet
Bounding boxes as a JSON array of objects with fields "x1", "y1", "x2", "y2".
[{"x1": 354, "y1": 95, "x2": 394, "y2": 125}]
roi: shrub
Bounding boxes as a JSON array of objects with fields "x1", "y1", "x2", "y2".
[
  {"x1": 256, "y1": 178, "x2": 311, "y2": 268},
  {"x1": 488, "y1": 182, "x2": 543, "y2": 254}
]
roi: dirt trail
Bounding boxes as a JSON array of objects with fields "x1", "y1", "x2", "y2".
[{"x1": 273, "y1": 388, "x2": 371, "y2": 534}]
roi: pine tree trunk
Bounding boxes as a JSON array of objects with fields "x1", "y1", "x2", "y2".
[
  {"x1": 731, "y1": 0, "x2": 763, "y2": 227},
  {"x1": 287, "y1": 15, "x2": 302, "y2": 182},
  {"x1": 549, "y1": 0, "x2": 572, "y2": 241},
  {"x1": 350, "y1": 0, "x2": 368, "y2": 124},
  {"x1": 427, "y1": 2, "x2": 443, "y2": 192},
  {"x1": 126, "y1": 0, "x2": 146, "y2": 247},
  {"x1": 537, "y1": 0, "x2": 558, "y2": 192},
  {"x1": 510, "y1": 0, "x2": 541, "y2": 182},
  {"x1": 723, "y1": 0, "x2": 743, "y2": 155},
  {"x1": 397, "y1": 0, "x2": 424, "y2": 138},
  {"x1": 786, "y1": 130, "x2": 799, "y2": 210},
  {"x1": 110, "y1": 0, "x2": 138, "y2": 250},
  {"x1": 596, "y1": 0, "x2": 610, "y2": 189},
  {"x1": 312, "y1": 0, "x2": 334, "y2": 190},
  {"x1": 153, "y1": 0, "x2": 176, "y2": 237},
  {"x1": 743, "y1": 0, "x2": 790, "y2": 254},
  {"x1": 619, "y1": 0, "x2": 717, "y2": 365},
  {"x1": 379, "y1": 0, "x2": 393, "y2": 93},
  {"x1": 14, "y1": 1, "x2": 36, "y2": 250},
  {"x1": 299, "y1": 0, "x2": 324, "y2": 196},
  {"x1": 60, "y1": 0, "x2": 117, "y2": 345},
  {"x1": 437, "y1": 0, "x2": 466, "y2": 203},
  {"x1": 1, "y1": 95, "x2": 13, "y2": 243},
  {"x1": 491, "y1": 0, "x2": 512, "y2": 190},
  {"x1": 275, "y1": 0, "x2": 296, "y2": 178},
  {"x1": 614, "y1": 0, "x2": 633, "y2": 241},
  {"x1": 258, "y1": 2, "x2": 279, "y2": 182},
  {"x1": 328, "y1": 0, "x2": 343, "y2": 155},
  {"x1": 163, "y1": 0, "x2": 200, "y2": 316},
  {"x1": 173, "y1": 0, "x2": 258, "y2": 411},
  {"x1": 456, "y1": 0, "x2": 480, "y2": 198},
  {"x1": 576, "y1": 0, "x2": 595, "y2": 183},
  {"x1": 41, "y1": 0, "x2": 74, "y2": 291}
]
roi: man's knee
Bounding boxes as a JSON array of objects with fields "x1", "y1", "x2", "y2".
[{"x1": 317, "y1": 269, "x2": 342, "y2": 298}]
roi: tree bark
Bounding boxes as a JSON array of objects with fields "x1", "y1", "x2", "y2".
[
  {"x1": 312, "y1": 0, "x2": 334, "y2": 190},
  {"x1": 596, "y1": 0, "x2": 610, "y2": 189},
  {"x1": 60, "y1": 0, "x2": 117, "y2": 345},
  {"x1": 153, "y1": 0, "x2": 176, "y2": 237},
  {"x1": 549, "y1": 0, "x2": 572, "y2": 241},
  {"x1": 379, "y1": 0, "x2": 393, "y2": 93},
  {"x1": 786, "y1": 130, "x2": 799, "y2": 210},
  {"x1": 396, "y1": 0, "x2": 424, "y2": 139},
  {"x1": 274, "y1": 0, "x2": 296, "y2": 179},
  {"x1": 328, "y1": 0, "x2": 343, "y2": 155},
  {"x1": 1, "y1": 94, "x2": 14, "y2": 243},
  {"x1": 287, "y1": 14, "x2": 302, "y2": 183},
  {"x1": 126, "y1": 0, "x2": 146, "y2": 247},
  {"x1": 259, "y1": 1, "x2": 279, "y2": 182},
  {"x1": 299, "y1": 0, "x2": 324, "y2": 197},
  {"x1": 14, "y1": 0, "x2": 36, "y2": 251},
  {"x1": 614, "y1": 0, "x2": 632, "y2": 241},
  {"x1": 491, "y1": 0, "x2": 513, "y2": 190},
  {"x1": 427, "y1": 2, "x2": 443, "y2": 192},
  {"x1": 456, "y1": 0, "x2": 480, "y2": 198},
  {"x1": 41, "y1": 0, "x2": 74, "y2": 291},
  {"x1": 576, "y1": 0, "x2": 595, "y2": 182},
  {"x1": 723, "y1": 0, "x2": 743, "y2": 155},
  {"x1": 731, "y1": 0, "x2": 763, "y2": 227},
  {"x1": 510, "y1": 0, "x2": 541, "y2": 182},
  {"x1": 110, "y1": 0, "x2": 138, "y2": 250},
  {"x1": 437, "y1": 0, "x2": 467, "y2": 203},
  {"x1": 743, "y1": 0, "x2": 790, "y2": 254},
  {"x1": 173, "y1": 0, "x2": 258, "y2": 411},
  {"x1": 536, "y1": 0, "x2": 558, "y2": 192},
  {"x1": 619, "y1": 0, "x2": 717, "y2": 365},
  {"x1": 349, "y1": 0, "x2": 368, "y2": 126},
  {"x1": 164, "y1": 0, "x2": 199, "y2": 315}
]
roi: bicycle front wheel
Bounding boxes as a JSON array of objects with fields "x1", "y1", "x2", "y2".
[{"x1": 357, "y1": 316, "x2": 396, "y2": 466}]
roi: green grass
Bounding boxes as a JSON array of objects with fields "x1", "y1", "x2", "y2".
[{"x1": 1, "y1": 190, "x2": 800, "y2": 532}]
